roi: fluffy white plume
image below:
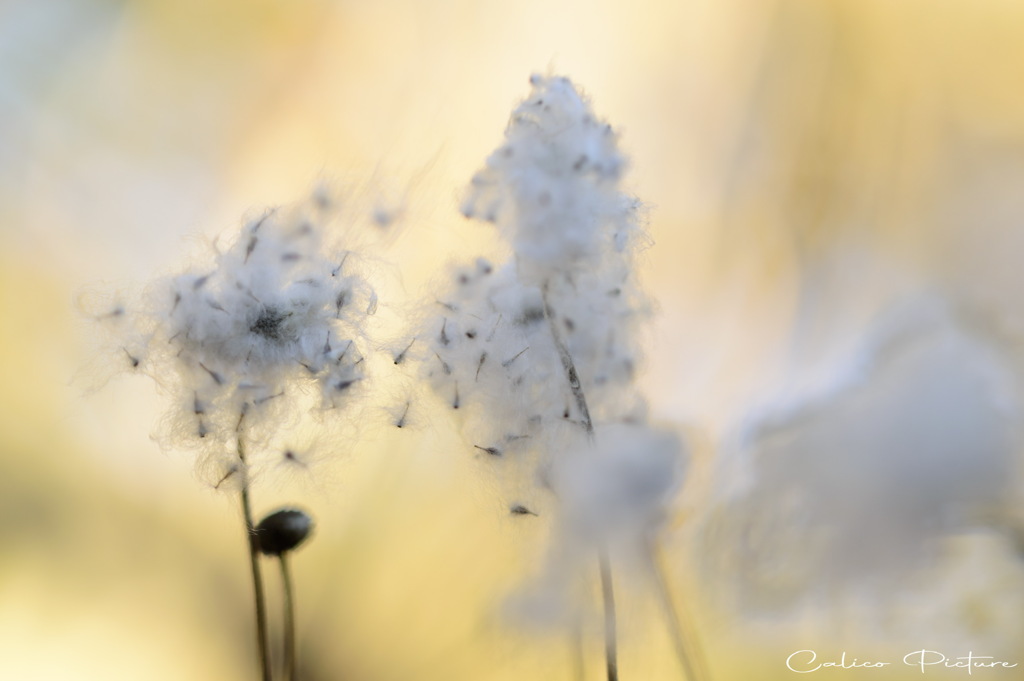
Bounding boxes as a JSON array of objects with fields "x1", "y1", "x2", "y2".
[
  {"x1": 423, "y1": 75, "x2": 686, "y2": 592},
  {"x1": 87, "y1": 192, "x2": 380, "y2": 485},
  {"x1": 461, "y1": 74, "x2": 642, "y2": 282},
  {"x1": 705, "y1": 297, "x2": 1020, "y2": 609},
  {"x1": 549, "y1": 423, "x2": 686, "y2": 544}
]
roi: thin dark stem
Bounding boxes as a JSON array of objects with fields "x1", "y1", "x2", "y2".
[
  {"x1": 238, "y1": 437, "x2": 272, "y2": 681},
  {"x1": 542, "y1": 282, "x2": 618, "y2": 681},
  {"x1": 280, "y1": 553, "x2": 297, "y2": 681},
  {"x1": 645, "y1": 536, "x2": 709, "y2": 681},
  {"x1": 598, "y1": 545, "x2": 619, "y2": 681},
  {"x1": 541, "y1": 283, "x2": 594, "y2": 440}
]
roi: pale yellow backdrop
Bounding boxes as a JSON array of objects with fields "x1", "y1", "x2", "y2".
[{"x1": 3, "y1": 0, "x2": 1024, "y2": 679}]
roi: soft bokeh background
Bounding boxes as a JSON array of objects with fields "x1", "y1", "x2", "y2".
[{"x1": 5, "y1": 0, "x2": 1024, "y2": 678}]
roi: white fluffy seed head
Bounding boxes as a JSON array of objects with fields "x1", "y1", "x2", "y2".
[
  {"x1": 461, "y1": 74, "x2": 641, "y2": 282},
  {"x1": 89, "y1": 192, "x2": 380, "y2": 484},
  {"x1": 704, "y1": 297, "x2": 1020, "y2": 609},
  {"x1": 420, "y1": 76, "x2": 684, "y2": 600},
  {"x1": 426, "y1": 77, "x2": 653, "y2": 451}
]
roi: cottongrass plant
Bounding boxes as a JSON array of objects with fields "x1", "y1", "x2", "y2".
[
  {"x1": 85, "y1": 191, "x2": 380, "y2": 680},
  {"x1": 420, "y1": 75, "x2": 706, "y2": 681}
]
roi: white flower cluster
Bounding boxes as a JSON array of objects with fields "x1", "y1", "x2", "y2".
[
  {"x1": 92, "y1": 194, "x2": 378, "y2": 486},
  {"x1": 424, "y1": 75, "x2": 685, "y2": 556}
]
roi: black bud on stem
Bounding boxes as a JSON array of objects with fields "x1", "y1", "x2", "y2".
[{"x1": 255, "y1": 508, "x2": 314, "y2": 556}]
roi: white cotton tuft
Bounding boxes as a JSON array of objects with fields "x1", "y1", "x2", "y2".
[
  {"x1": 704, "y1": 298, "x2": 1020, "y2": 609},
  {"x1": 461, "y1": 75, "x2": 639, "y2": 281},
  {"x1": 414, "y1": 75, "x2": 684, "y2": 622},
  {"x1": 86, "y1": 190, "x2": 383, "y2": 484},
  {"x1": 549, "y1": 423, "x2": 686, "y2": 545},
  {"x1": 423, "y1": 77, "x2": 653, "y2": 454}
]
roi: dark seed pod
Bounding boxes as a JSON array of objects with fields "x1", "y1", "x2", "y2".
[{"x1": 255, "y1": 508, "x2": 314, "y2": 555}]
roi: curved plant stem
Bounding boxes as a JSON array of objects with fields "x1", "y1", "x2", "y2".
[
  {"x1": 280, "y1": 553, "x2": 297, "y2": 681},
  {"x1": 542, "y1": 282, "x2": 618, "y2": 681},
  {"x1": 646, "y1": 536, "x2": 709, "y2": 681},
  {"x1": 541, "y1": 284, "x2": 594, "y2": 439},
  {"x1": 598, "y1": 544, "x2": 619, "y2": 681},
  {"x1": 238, "y1": 436, "x2": 272, "y2": 681}
]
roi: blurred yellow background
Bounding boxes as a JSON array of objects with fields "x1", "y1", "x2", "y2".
[{"x1": 4, "y1": 0, "x2": 1024, "y2": 678}]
